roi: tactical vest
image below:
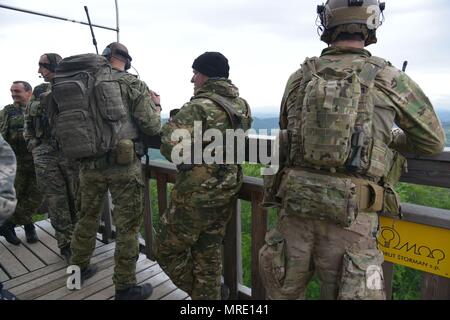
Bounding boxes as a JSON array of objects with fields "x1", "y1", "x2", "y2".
[
  {"x1": 1, "y1": 105, "x2": 25, "y2": 143},
  {"x1": 52, "y1": 54, "x2": 136, "y2": 160},
  {"x1": 288, "y1": 56, "x2": 397, "y2": 182}
]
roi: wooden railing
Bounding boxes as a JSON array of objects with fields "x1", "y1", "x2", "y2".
[{"x1": 100, "y1": 141, "x2": 450, "y2": 299}]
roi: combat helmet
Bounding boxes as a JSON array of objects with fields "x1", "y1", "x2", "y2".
[{"x1": 317, "y1": 0, "x2": 386, "y2": 46}]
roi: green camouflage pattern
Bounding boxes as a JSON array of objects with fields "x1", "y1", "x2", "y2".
[
  {"x1": 0, "y1": 133, "x2": 17, "y2": 226},
  {"x1": 70, "y1": 159, "x2": 144, "y2": 290},
  {"x1": 70, "y1": 70, "x2": 161, "y2": 290},
  {"x1": 24, "y1": 83, "x2": 77, "y2": 249},
  {"x1": 156, "y1": 79, "x2": 251, "y2": 299},
  {"x1": 0, "y1": 104, "x2": 41, "y2": 225},
  {"x1": 114, "y1": 70, "x2": 161, "y2": 136}
]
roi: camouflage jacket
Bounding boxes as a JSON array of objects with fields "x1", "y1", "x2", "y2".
[
  {"x1": 280, "y1": 46, "x2": 445, "y2": 160},
  {"x1": 0, "y1": 103, "x2": 29, "y2": 156},
  {"x1": 0, "y1": 133, "x2": 17, "y2": 226},
  {"x1": 113, "y1": 70, "x2": 161, "y2": 138},
  {"x1": 23, "y1": 82, "x2": 53, "y2": 148},
  {"x1": 161, "y1": 79, "x2": 252, "y2": 207}
]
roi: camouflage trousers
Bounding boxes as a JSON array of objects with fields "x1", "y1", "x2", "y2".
[
  {"x1": 259, "y1": 211, "x2": 386, "y2": 300},
  {"x1": 9, "y1": 154, "x2": 41, "y2": 225},
  {"x1": 155, "y1": 188, "x2": 235, "y2": 300},
  {"x1": 70, "y1": 157, "x2": 144, "y2": 290},
  {"x1": 32, "y1": 144, "x2": 77, "y2": 249}
]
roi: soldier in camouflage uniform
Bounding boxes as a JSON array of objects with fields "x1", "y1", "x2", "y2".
[
  {"x1": 259, "y1": 0, "x2": 446, "y2": 300},
  {"x1": 24, "y1": 53, "x2": 78, "y2": 260},
  {"x1": 155, "y1": 52, "x2": 252, "y2": 300},
  {"x1": 0, "y1": 81, "x2": 41, "y2": 245},
  {"x1": 69, "y1": 43, "x2": 161, "y2": 300},
  {"x1": 0, "y1": 133, "x2": 18, "y2": 300}
]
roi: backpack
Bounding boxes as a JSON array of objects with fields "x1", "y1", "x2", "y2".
[
  {"x1": 294, "y1": 56, "x2": 389, "y2": 178},
  {"x1": 52, "y1": 54, "x2": 127, "y2": 160}
]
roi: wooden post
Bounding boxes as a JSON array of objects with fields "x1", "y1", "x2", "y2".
[
  {"x1": 156, "y1": 174, "x2": 168, "y2": 216},
  {"x1": 101, "y1": 191, "x2": 113, "y2": 243},
  {"x1": 224, "y1": 199, "x2": 240, "y2": 299},
  {"x1": 421, "y1": 273, "x2": 450, "y2": 300},
  {"x1": 142, "y1": 165, "x2": 154, "y2": 260},
  {"x1": 382, "y1": 262, "x2": 394, "y2": 300},
  {"x1": 251, "y1": 192, "x2": 267, "y2": 300}
]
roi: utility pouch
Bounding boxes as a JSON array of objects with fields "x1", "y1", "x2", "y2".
[
  {"x1": 384, "y1": 151, "x2": 407, "y2": 186},
  {"x1": 380, "y1": 184, "x2": 402, "y2": 219},
  {"x1": 281, "y1": 170, "x2": 358, "y2": 227},
  {"x1": 116, "y1": 139, "x2": 135, "y2": 165}
]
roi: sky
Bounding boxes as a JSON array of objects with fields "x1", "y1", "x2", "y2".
[{"x1": 1, "y1": 0, "x2": 450, "y2": 117}]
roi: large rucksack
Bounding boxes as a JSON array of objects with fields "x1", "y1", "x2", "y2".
[{"x1": 52, "y1": 54, "x2": 127, "y2": 160}]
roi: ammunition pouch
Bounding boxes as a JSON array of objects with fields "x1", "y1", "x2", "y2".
[
  {"x1": 115, "y1": 139, "x2": 135, "y2": 165},
  {"x1": 278, "y1": 169, "x2": 386, "y2": 227},
  {"x1": 380, "y1": 184, "x2": 402, "y2": 219}
]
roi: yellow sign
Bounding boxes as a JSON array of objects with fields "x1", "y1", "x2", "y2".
[{"x1": 378, "y1": 216, "x2": 450, "y2": 279}]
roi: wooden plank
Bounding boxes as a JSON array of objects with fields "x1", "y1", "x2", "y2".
[
  {"x1": 0, "y1": 266, "x2": 10, "y2": 282},
  {"x1": 147, "y1": 276, "x2": 176, "y2": 300},
  {"x1": 37, "y1": 252, "x2": 128, "y2": 300},
  {"x1": 0, "y1": 241, "x2": 28, "y2": 278},
  {"x1": 33, "y1": 222, "x2": 61, "y2": 254},
  {"x1": 142, "y1": 166, "x2": 154, "y2": 260},
  {"x1": 251, "y1": 192, "x2": 267, "y2": 300},
  {"x1": 223, "y1": 199, "x2": 239, "y2": 299},
  {"x1": 161, "y1": 289, "x2": 189, "y2": 300},
  {"x1": 10, "y1": 244, "x2": 116, "y2": 298},
  {"x1": 36, "y1": 219, "x2": 104, "y2": 248},
  {"x1": 421, "y1": 273, "x2": 450, "y2": 300},
  {"x1": 0, "y1": 234, "x2": 45, "y2": 272},
  {"x1": 87, "y1": 257, "x2": 162, "y2": 300},
  {"x1": 62, "y1": 256, "x2": 155, "y2": 300},
  {"x1": 14, "y1": 227, "x2": 62, "y2": 265},
  {"x1": 3, "y1": 261, "x2": 67, "y2": 290}
]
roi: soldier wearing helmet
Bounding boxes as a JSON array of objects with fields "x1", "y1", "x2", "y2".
[{"x1": 259, "y1": 0, "x2": 445, "y2": 300}]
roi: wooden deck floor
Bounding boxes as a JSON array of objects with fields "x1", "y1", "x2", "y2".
[{"x1": 0, "y1": 220, "x2": 190, "y2": 300}]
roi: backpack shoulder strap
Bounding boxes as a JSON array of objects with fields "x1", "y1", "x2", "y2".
[
  {"x1": 195, "y1": 93, "x2": 241, "y2": 130},
  {"x1": 359, "y1": 56, "x2": 388, "y2": 88}
]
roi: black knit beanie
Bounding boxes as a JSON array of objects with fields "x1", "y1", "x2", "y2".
[{"x1": 192, "y1": 52, "x2": 229, "y2": 79}]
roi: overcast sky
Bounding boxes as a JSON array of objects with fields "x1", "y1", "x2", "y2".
[{"x1": 1, "y1": 0, "x2": 450, "y2": 117}]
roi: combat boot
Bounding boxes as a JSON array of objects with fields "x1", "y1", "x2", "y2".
[
  {"x1": 24, "y1": 224, "x2": 39, "y2": 244},
  {"x1": 80, "y1": 265, "x2": 98, "y2": 283},
  {"x1": 115, "y1": 283, "x2": 154, "y2": 300},
  {"x1": 0, "y1": 222, "x2": 21, "y2": 245},
  {"x1": 60, "y1": 245, "x2": 72, "y2": 264}
]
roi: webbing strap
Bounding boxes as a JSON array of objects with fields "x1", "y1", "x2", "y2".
[
  {"x1": 195, "y1": 93, "x2": 241, "y2": 130},
  {"x1": 359, "y1": 56, "x2": 388, "y2": 88}
]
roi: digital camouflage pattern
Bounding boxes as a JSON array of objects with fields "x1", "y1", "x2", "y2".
[
  {"x1": 260, "y1": 46, "x2": 445, "y2": 300},
  {"x1": 24, "y1": 83, "x2": 77, "y2": 249},
  {"x1": 0, "y1": 133, "x2": 17, "y2": 226},
  {"x1": 156, "y1": 79, "x2": 252, "y2": 299},
  {"x1": 0, "y1": 103, "x2": 41, "y2": 226},
  {"x1": 70, "y1": 69, "x2": 161, "y2": 291}
]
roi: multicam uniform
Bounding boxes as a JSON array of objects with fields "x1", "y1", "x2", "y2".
[
  {"x1": 70, "y1": 70, "x2": 161, "y2": 291},
  {"x1": 24, "y1": 83, "x2": 78, "y2": 250},
  {"x1": 156, "y1": 79, "x2": 252, "y2": 300},
  {"x1": 0, "y1": 103, "x2": 41, "y2": 226},
  {"x1": 259, "y1": 47, "x2": 445, "y2": 300}
]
